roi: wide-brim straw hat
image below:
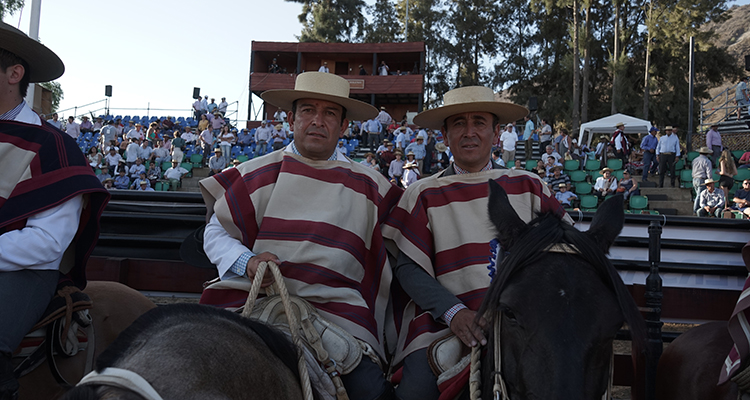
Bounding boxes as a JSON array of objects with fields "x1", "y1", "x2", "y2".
[
  {"x1": 413, "y1": 86, "x2": 528, "y2": 130},
  {"x1": 261, "y1": 72, "x2": 378, "y2": 121},
  {"x1": 0, "y1": 22, "x2": 64, "y2": 82},
  {"x1": 616, "y1": 122, "x2": 625, "y2": 128},
  {"x1": 600, "y1": 167, "x2": 614, "y2": 174},
  {"x1": 403, "y1": 161, "x2": 418, "y2": 169},
  {"x1": 435, "y1": 142, "x2": 448, "y2": 152},
  {"x1": 698, "y1": 146, "x2": 713, "y2": 154},
  {"x1": 704, "y1": 178, "x2": 717, "y2": 185}
]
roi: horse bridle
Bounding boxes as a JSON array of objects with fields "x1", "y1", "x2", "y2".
[
  {"x1": 470, "y1": 243, "x2": 614, "y2": 400},
  {"x1": 77, "y1": 367, "x2": 164, "y2": 400}
]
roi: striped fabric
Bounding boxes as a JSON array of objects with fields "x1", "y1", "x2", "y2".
[
  {"x1": 720, "y1": 253, "x2": 750, "y2": 384},
  {"x1": 382, "y1": 167, "x2": 571, "y2": 364},
  {"x1": 0, "y1": 120, "x2": 110, "y2": 288},
  {"x1": 199, "y1": 150, "x2": 402, "y2": 359}
]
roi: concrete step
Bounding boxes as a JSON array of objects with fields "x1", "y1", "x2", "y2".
[
  {"x1": 640, "y1": 187, "x2": 693, "y2": 202},
  {"x1": 192, "y1": 167, "x2": 209, "y2": 178},
  {"x1": 650, "y1": 200, "x2": 694, "y2": 215},
  {"x1": 180, "y1": 178, "x2": 200, "y2": 188}
]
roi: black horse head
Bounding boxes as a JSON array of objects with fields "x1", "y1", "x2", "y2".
[{"x1": 478, "y1": 180, "x2": 645, "y2": 400}]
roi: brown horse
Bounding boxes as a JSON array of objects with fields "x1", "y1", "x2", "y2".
[
  {"x1": 17, "y1": 281, "x2": 155, "y2": 400},
  {"x1": 656, "y1": 321, "x2": 737, "y2": 400}
]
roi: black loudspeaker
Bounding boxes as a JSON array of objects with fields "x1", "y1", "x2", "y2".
[
  {"x1": 528, "y1": 96, "x2": 538, "y2": 112},
  {"x1": 193, "y1": 87, "x2": 200, "y2": 99},
  {"x1": 745, "y1": 55, "x2": 750, "y2": 72},
  {"x1": 105, "y1": 85, "x2": 112, "y2": 97}
]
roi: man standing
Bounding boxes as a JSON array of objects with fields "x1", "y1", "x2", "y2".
[
  {"x1": 376, "y1": 106, "x2": 393, "y2": 142},
  {"x1": 706, "y1": 123, "x2": 722, "y2": 167},
  {"x1": 522, "y1": 114, "x2": 534, "y2": 160},
  {"x1": 200, "y1": 95, "x2": 209, "y2": 116},
  {"x1": 499, "y1": 123, "x2": 517, "y2": 165},
  {"x1": 254, "y1": 120, "x2": 272, "y2": 158},
  {"x1": 405, "y1": 136, "x2": 426, "y2": 172},
  {"x1": 656, "y1": 125, "x2": 681, "y2": 188},
  {"x1": 539, "y1": 118, "x2": 552, "y2": 150},
  {"x1": 736, "y1": 76, "x2": 749, "y2": 119},
  {"x1": 318, "y1": 61, "x2": 329, "y2": 73},
  {"x1": 0, "y1": 22, "x2": 109, "y2": 399},
  {"x1": 46, "y1": 112, "x2": 61, "y2": 129},
  {"x1": 65, "y1": 116, "x2": 80, "y2": 139},
  {"x1": 218, "y1": 97, "x2": 228, "y2": 117},
  {"x1": 612, "y1": 122, "x2": 629, "y2": 165},
  {"x1": 364, "y1": 117, "x2": 382, "y2": 150},
  {"x1": 382, "y1": 86, "x2": 571, "y2": 400},
  {"x1": 692, "y1": 146, "x2": 714, "y2": 194},
  {"x1": 640, "y1": 127, "x2": 659, "y2": 182},
  {"x1": 193, "y1": 96, "x2": 202, "y2": 119},
  {"x1": 207, "y1": 98, "x2": 218, "y2": 114},
  {"x1": 199, "y1": 72, "x2": 401, "y2": 400}
]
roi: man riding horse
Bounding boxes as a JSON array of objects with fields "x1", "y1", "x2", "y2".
[
  {"x1": 382, "y1": 86, "x2": 573, "y2": 399},
  {"x1": 199, "y1": 72, "x2": 402, "y2": 400},
  {"x1": 0, "y1": 22, "x2": 109, "y2": 400}
]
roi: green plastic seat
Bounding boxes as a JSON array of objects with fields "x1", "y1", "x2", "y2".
[
  {"x1": 585, "y1": 159, "x2": 601, "y2": 172},
  {"x1": 680, "y1": 169, "x2": 693, "y2": 183},
  {"x1": 525, "y1": 161, "x2": 538, "y2": 171},
  {"x1": 162, "y1": 161, "x2": 172, "y2": 171},
  {"x1": 629, "y1": 195, "x2": 648, "y2": 210},
  {"x1": 569, "y1": 170, "x2": 587, "y2": 182},
  {"x1": 735, "y1": 169, "x2": 750, "y2": 183},
  {"x1": 733, "y1": 150, "x2": 745, "y2": 161},
  {"x1": 564, "y1": 159, "x2": 579, "y2": 171},
  {"x1": 579, "y1": 194, "x2": 598, "y2": 209},
  {"x1": 686, "y1": 151, "x2": 699, "y2": 163},
  {"x1": 607, "y1": 159, "x2": 623, "y2": 170},
  {"x1": 237, "y1": 155, "x2": 250, "y2": 163},
  {"x1": 613, "y1": 170, "x2": 624, "y2": 180},
  {"x1": 574, "y1": 182, "x2": 592, "y2": 195},
  {"x1": 190, "y1": 153, "x2": 204, "y2": 167},
  {"x1": 674, "y1": 159, "x2": 685, "y2": 170}
]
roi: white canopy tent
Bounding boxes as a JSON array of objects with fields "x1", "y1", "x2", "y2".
[{"x1": 577, "y1": 113, "x2": 653, "y2": 147}]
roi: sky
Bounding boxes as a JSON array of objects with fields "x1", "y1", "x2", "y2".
[{"x1": 3, "y1": 0, "x2": 749, "y2": 125}]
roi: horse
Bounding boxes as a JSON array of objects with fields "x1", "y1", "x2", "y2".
[
  {"x1": 656, "y1": 321, "x2": 736, "y2": 399},
  {"x1": 467, "y1": 180, "x2": 646, "y2": 399},
  {"x1": 17, "y1": 281, "x2": 156, "y2": 400},
  {"x1": 59, "y1": 303, "x2": 319, "y2": 400}
]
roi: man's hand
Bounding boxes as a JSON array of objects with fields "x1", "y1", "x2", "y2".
[
  {"x1": 246, "y1": 252, "x2": 281, "y2": 288},
  {"x1": 450, "y1": 309, "x2": 488, "y2": 347}
]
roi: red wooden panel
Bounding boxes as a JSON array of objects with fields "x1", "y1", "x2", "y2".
[
  {"x1": 252, "y1": 41, "x2": 425, "y2": 54},
  {"x1": 251, "y1": 73, "x2": 423, "y2": 95},
  {"x1": 629, "y1": 284, "x2": 740, "y2": 321}
]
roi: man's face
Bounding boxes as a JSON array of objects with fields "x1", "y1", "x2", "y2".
[
  {"x1": 442, "y1": 112, "x2": 499, "y2": 172},
  {"x1": 289, "y1": 98, "x2": 347, "y2": 160},
  {"x1": 707, "y1": 183, "x2": 715, "y2": 192},
  {"x1": 672, "y1": 128, "x2": 678, "y2": 135},
  {"x1": 546, "y1": 147, "x2": 553, "y2": 155}
]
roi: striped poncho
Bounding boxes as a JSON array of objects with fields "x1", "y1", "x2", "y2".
[
  {"x1": 199, "y1": 149, "x2": 402, "y2": 359},
  {"x1": 382, "y1": 166, "x2": 571, "y2": 364},
  {"x1": 0, "y1": 120, "x2": 110, "y2": 288}
]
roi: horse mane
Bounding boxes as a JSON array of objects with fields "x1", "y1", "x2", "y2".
[
  {"x1": 478, "y1": 212, "x2": 646, "y2": 350},
  {"x1": 96, "y1": 304, "x2": 303, "y2": 382}
]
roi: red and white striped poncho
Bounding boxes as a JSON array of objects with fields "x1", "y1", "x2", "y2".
[
  {"x1": 199, "y1": 149, "x2": 402, "y2": 359},
  {"x1": 382, "y1": 167, "x2": 571, "y2": 365}
]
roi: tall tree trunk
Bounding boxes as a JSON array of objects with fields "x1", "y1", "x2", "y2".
[
  {"x1": 572, "y1": 0, "x2": 581, "y2": 132},
  {"x1": 642, "y1": 0, "x2": 654, "y2": 119},
  {"x1": 581, "y1": 2, "x2": 592, "y2": 124},
  {"x1": 611, "y1": 0, "x2": 619, "y2": 114}
]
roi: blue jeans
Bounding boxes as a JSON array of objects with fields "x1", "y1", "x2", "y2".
[
  {"x1": 642, "y1": 150, "x2": 656, "y2": 179},
  {"x1": 340, "y1": 357, "x2": 392, "y2": 400},
  {"x1": 254, "y1": 141, "x2": 268, "y2": 158}
]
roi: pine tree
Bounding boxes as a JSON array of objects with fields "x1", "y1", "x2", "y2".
[{"x1": 364, "y1": 0, "x2": 402, "y2": 43}]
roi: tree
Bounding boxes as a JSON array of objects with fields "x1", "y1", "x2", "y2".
[
  {"x1": 287, "y1": 0, "x2": 367, "y2": 42},
  {"x1": 38, "y1": 81, "x2": 63, "y2": 113},
  {"x1": 0, "y1": 0, "x2": 23, "y2": 18},
  {"x1": 363, "y1": 0, "x2": 402, "y2": 43}
]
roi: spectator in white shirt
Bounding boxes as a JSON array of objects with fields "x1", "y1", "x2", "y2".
[{"x1": 65, "y1": 116, "x2": 81, "y2": 139}]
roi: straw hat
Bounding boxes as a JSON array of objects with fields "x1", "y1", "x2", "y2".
[
  {"x1": 261, "y1": 72, "x2": 378, "y2": 121},
  {"x1": 600, "y1": 167, "x2": 614, "y2": 174},
  {"x1": 0, "y1": 21, "x2": 64, "y2": 82},
  {"x1": 558, "y1": 183, "x2": 567, "y2": 188},
  {"x1": 403, "y1": 161, "x2": 418, "y2": 169},
  {"x1": 435, "y1": 142, "x2": 448, "y2": 152},
  {"x1": 413, "y1": 86, "x2": 528, "y2": 130},
  {"x1": 704, "y1": 178, "x2": 716, "y2": 185},
  {"x1": 615, "y1": 122, "x2": 625, "y2": 128},
  {"x1": 664, "y1": 126, "x2": 673, "y2": 131},
  {"x1": 698, "y1": 146, "x2": 713, "y2": 154},
  {"x1": 394, "y1": 150, "x2": 403, "y2": 156},
  {"x1": 406, "y1": 151, "x2": 415, "y2": 158}
]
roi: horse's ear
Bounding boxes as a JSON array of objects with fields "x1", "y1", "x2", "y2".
[
  {"x1": 488, "y1": 179, "x2": 527, "y2": 250},
  {"x1": 586, "y1": 194, "x2": 624, "y2": 253}
]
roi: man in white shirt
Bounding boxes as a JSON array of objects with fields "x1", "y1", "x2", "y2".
[
  {"x1": 0, "y1": 22, "x2": 109, "y2": 399},
  {"x1": 218, "y1": 97, "x2": 229, "y2": 117},
  {"x1": 655, "y1": 125, "x2": 681, "y2": 188},
  {"x1": 540, "y1": 145, "x2": 562, "y2": 165},
  {"x1": 193, "y1": 97, "x2": 202, "y2": 119},
  {"x1": 164, "y1": 160, "x2": 189, "y2": 191},
  {"x1": 46, "y1": 112, "x2": 61, "y2": 129},
  {"x1": 499, "y1": 123, "x2": 517, "y2": 165},
  {"x1": 254, "y1": 121, "x2": 272, "y2": 158},
  {"x1": 318, "y1": 61, "x2": 329, "y2": 73},
  {"x1": 65, "y1": 116, "x2": 81, "y2": 139}
]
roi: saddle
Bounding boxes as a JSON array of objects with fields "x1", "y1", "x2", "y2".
[
  {"x1": 427, "y1": 334, "x2": 471, "y2": 387},
  {"x1": 13, "y1": 283, "x2": 94, "y2": 385}
]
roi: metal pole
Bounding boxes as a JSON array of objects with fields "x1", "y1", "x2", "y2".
[
  {"x1": 25, "y1": 0, "x2": 42, "y2": 110},
  {"x1": 687, "y1": 36, "x2": 695, "y2": 153},
  {"x1": 644, "y1": 220, "x2": 663, "y2": 400}
]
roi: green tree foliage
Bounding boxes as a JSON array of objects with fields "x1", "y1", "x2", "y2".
[
  {"x1": 364, "y1": 0, "x2": 402, "y2": 43},
  {"x1": 38, "y1": 81, "x2": 63, "y2": 113},
  {"x1": 287, "y1": 0, "x2": 367, "y2": 42},
  {"x1": 287, "y1": 0, "x2": 742, "y2": 132},
  {"x1": 0, "y1": 0, "x2": 23, "y2": 18}
]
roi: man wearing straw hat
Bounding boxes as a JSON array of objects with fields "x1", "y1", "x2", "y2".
[
  {"x1": 656, "y1": 125, "x2": 681, "y2": 188},
  {"x1": 0, "y1": 22, "x2": 109, "y2": 398},
  {"x1": 199, "y1": 72, "x2": 402, "y2": 400},
  {"x1": 382, "y1": 86, "x2": 571, "y2": 399}
]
